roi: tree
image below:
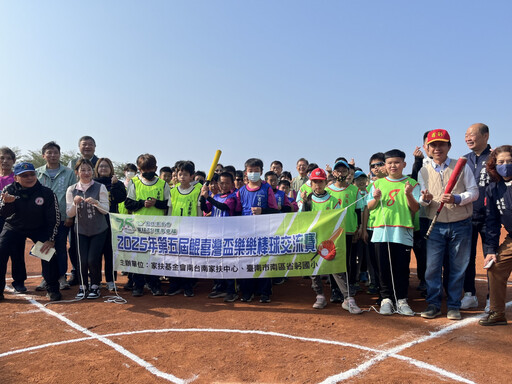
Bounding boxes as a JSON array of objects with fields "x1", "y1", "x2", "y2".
[{"x1": 19, "y1": 149, "x2": 79, "y2": 168}]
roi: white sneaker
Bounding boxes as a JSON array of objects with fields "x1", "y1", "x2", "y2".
[
  {"x1": 460, "y1": 292, "x2": 478, "y2": 309},
  {"x1": 397, "y1": 298, "x2": 415, "y2": 316},
  {"x1": 485, "y1": 298, "x2": 491, "y2": 313},
  {"x1": 379, "y1": 298, "x2": 394, "y2": 315},
  {"x1": 342, "y1": 297, "x2": 363, "y2": 314},
  {"x1": 313, "y1": 294, "x2": 327, "y2": 309}
]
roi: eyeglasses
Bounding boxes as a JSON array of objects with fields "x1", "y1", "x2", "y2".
[
  {"x1": 236, "y1": 178, "x2": 243, "y2": 181},
  {"x1": 370, "y1": 162, "x2": 385, "y2": 169}
]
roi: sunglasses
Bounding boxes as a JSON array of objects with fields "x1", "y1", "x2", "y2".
[
  {"x1": 236, "y1": 178, "x2": 243, "y2": 181},
  {"x1": 370, "y1": 162, "x2": 385, "y2": 169}
]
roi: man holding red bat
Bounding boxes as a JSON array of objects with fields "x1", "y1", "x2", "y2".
[{"x1": 418, "y1": 129, "x2": 479, "y2": 320}]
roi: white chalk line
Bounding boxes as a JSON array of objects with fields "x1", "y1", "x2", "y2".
[
  {"x1": 2, "y1": 286, "x2": 511, "y2": 383},
  {"x1": 320, "y1": 299, "x2": 512, "y2": 384},
  {"x1": 3, "y1": 294, "x2": 196, "y2": 384},
  {"x1": 0, "y1": 322, "x2": 498, "y2": 384}
]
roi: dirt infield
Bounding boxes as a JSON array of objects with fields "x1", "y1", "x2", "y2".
[{"x1": 1, "y1": 241, "x2": 511, "y2": 384}]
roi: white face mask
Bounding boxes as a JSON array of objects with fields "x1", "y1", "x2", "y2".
[
  {"x1": 247, "y1": 172, "x2": 261, "y2": 182},
  {"x1": 125, "y1": 171, "x2": 135, "y2": 179}
]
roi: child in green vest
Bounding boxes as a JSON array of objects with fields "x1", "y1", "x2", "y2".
[
  {"x1": 301, "y1": 167, "x2": 362, "y2": 314},
  {"x1": 361, "y1": 152, "x2": 388, "y2": 296},
  {"x1": 327, "y1": 160, "x2": 360, "y2": 295},
  {"x1": 125, "y1": 154, "x2": 170, "y2": 297},
  {"x1": 367, "y1": 149, "x2": 420, "y2": 316},
  {"x1": 166, "y1": 160, "x2": 202, "y2": 297}
]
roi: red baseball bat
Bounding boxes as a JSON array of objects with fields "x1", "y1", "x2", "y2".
[{"x1": 425, "y1": 156, "x2": 467, "y2": 239}]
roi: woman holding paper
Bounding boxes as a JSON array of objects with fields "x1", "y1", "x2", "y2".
[
  {"x1": 66, "y1": 159, "x2": 109, "y2": 300},
  {"x1": 480, "y1": 145, "x2": 512, "y2": 326}
]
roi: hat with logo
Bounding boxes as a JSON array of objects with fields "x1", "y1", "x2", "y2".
[
  {"x1": 427, "y1": 129, "x2": 451, "y2": 145},
  {"x1": 14, "y1": 162, "x2": 36, "y2": 176},
  {"x1": 309, "y1": 168, "x2": 327, "y2": 181}
]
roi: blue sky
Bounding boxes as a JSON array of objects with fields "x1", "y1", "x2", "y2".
[{"x1": 1, "y1": 1, "x2": 510, "y2": 175}]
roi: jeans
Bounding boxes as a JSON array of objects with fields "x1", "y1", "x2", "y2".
[{"x1": 425, "y1": 218, "x2": 472, "y2": 309}]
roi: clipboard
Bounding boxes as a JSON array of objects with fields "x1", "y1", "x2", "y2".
[{"x1": 29, "y1": 241, "x2": 56, "y2": 262}]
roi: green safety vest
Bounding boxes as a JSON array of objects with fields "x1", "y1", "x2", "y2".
[
  {"x1": 327, "y1": 184, "x2": 358, "y2": 233},
  {"x1": 132, "y1": 176, "x2": 167, "y2": 216},
  {"x1": 308, "y1": 194, "x2": 340, "y2": 212},
  {"x1": 370, "y1": 177, "x2": 417, "y2": 229},
  {"x1": 170, "y1": 183, "x2": 201, "y2": 217}
]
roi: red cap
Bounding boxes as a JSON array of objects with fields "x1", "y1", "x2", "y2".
[
  {"x1": 309, "y1": 168, "x2": 327, "y2": 181},
  {"x1": 427, "y1": 129, "x2": 451, "y2": 145}
]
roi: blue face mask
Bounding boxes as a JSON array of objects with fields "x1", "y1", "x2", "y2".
[{"x1": 496, "y1": 163, "x2": 512, "y2": 178}]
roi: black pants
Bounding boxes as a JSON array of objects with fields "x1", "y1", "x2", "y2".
[
  {"x1": 412, "y1": 217, "x2": 429, "y2": 282},
  {"x1": 101, "y1": 225, "x2": 117, "y2": 283},
  {"x1": 0, "y1": 227, "x2": 59, "y2": 293},
  {"x1": 77, "y1": 230, "x2": 107, "y2": 287},
  {"x1": 375, "y1": 242, "x2": 410, "y2": 301},
  {"x1": 367, "y1": 230, "x2": 380, "y2": 288},
  {"x1": 463, "y1": 220, "x2": 485, "y2": 295}
]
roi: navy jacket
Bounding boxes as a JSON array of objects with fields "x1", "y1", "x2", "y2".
[
  {"x1": 484, "y1": 180, "x2": 512, "y2": 255},
  {"x1": 0, "y1": 181, "x2": 60, "y2": 242},
  {"x1": 465, "y1": 144, "x2": 492, "y2": 222}
]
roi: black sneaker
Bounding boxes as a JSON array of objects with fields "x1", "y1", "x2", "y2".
[
  {"x1": 224, "y1": 293, "x2": 239, "y2": 302},
  {"x1": 259, "y1": 295, "x2": 271, "y2": 303},
  {"x1": 208, "y1": 290, "x2": 227, "y2": 299},
  {"x1": 184, "y1": 289, "x2": 195, "y2": 297},
  {"x1": 132, "y1": 287, "x2": 144, "y2": 297},
  {"x1": 165, "y1": 287, "x2": 183, "y2": 296},
  {"x1": 330, "y1": 290, "x2": 343, "y2": 303},
  {"x1": 12, "y1": 283, "x2": 27, "y2": 293},
  {"x1": 123, "y1": 280, "x2": 134, "y2": 291},
  {"x1": 75, "y1": 287, "x2": 87, "y2": 299},
  {"x1": 151, "y1": 287, "x2": 164, "y2": 296},
  {"x1": 240, "y1": 293, "x2": 254, "y2": 302},
  {"x1": 87, "y1": 287, "x2": 101, "y2": 299},
  {"x1": 67, "y1": 275, "x2": 79, "y2": 286},
  {"x1": 47, "y1": 291, "x2": 62, "y2": 301}
]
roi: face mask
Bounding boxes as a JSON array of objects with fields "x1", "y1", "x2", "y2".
[
  {"x1": 247, "y1": 172, "x2": 261, "y2": 182},
  {"x1": 125, "y1": 172, "x2": 135, "y2": 179},
  {"x1": 496, "y1": 163, "x2": 512, "y2": 178},
  {"x1": 142, "y1": 172, "x2": 157, "y2": 180},
  {"x1": 336, "y1": 175, "x2": 347, "y2": 183}
]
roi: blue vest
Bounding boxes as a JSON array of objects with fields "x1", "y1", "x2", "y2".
[
  {"x1": 238, "y1": 182, "x2": 271, "y2": 216},
  {"x1": 211, "y1": 191, "x2": 237, "y2": 217}
]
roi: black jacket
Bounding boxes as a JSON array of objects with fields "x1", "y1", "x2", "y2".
[{"x1": 0, "y1": 181, "x2": 60, "y2": 242}]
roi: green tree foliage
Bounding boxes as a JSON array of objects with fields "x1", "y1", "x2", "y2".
[{"x1": 19, "y1": 149, "x2": 79, "y2": 168}]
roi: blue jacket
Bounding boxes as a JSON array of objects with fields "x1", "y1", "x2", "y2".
[{"x1": 464, "y1": 144, "x2": 492, "y2": 221}]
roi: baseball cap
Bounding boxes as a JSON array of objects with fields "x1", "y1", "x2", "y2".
[
  {"x1": 333, "y1": 160, "x2": 349, "y2": 170},
  {"x1": 14, "y1": 162, "x2": 36, "y2": 175},
  {"x1": 427, "y1": 129, "x2": 451, "y2": 145},
  {"x1": 354, "y1": 170, "x2": 367, "y2": 180},
  {"x1": 309, "y1": 168, "x2": 327, "y2": 181}
]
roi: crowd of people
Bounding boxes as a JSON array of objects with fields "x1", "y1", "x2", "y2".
[{"x1": 0, "y1": 124, "x2": 510, "y2": 326}]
